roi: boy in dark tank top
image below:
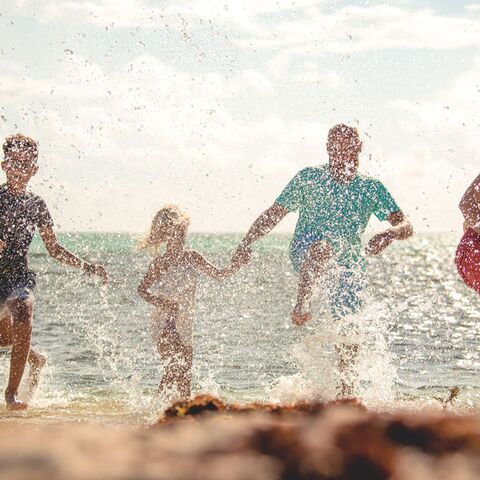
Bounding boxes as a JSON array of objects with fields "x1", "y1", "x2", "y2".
[{"x1": 0, "y1": 134, "x2": 109, "y2": 410}]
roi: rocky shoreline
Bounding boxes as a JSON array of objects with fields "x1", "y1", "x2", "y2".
[{"x1": 1, "y1": 394, "x2": 480, "y2": 479}]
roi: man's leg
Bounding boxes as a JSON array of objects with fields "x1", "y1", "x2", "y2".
[
  {"x1": 335, "y1": 343, "x2": 358, "y2": 397},
  {"x1": 292, "y1": 240, "x2": 333, "y2": 325},
  {"x1": 329, "y1": 268, "x2": 365, "y2": 397},
  {"x1": 5, "y1": 295, "x2": 34, "y2": 410}
]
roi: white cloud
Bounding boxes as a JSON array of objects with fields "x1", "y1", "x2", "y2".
[
  {"x1": 240, "y1": 69, "x2": 273, "y2": 92},
  {"x1": 379, "y1": 54, "x2": 480, "y2": 231},
  {"x1": 12, "y1": 1, "x2": 480, "y2": 54},
  {"x1": 1, "y1": 1, "x2": 479, "y2": 233},
  {"x1": 0, "y1": 53, "x2": 326, "y2": 231},
  {"x1": 466, "y1": 4, "x2": 480, "y2": 13}
]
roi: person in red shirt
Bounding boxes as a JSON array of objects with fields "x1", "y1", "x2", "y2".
[{"x1": 456, "y1": 173, "x2": 480, "y2": 294}]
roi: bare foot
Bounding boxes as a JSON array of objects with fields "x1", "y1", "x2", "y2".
[
  {"x1": 5, "y1": 391, "x2": 28, "y2": 411},
  {"x1": 292, "y1": 305, "x2": 312, "y2": 325}
]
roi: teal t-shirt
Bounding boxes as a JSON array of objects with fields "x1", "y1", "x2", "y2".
[{"x1": 276, "y1": 165, "x2": 400, "y2": 266}]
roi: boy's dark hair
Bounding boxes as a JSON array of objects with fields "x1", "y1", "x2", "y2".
[{"x1": 3, "y1": 134, "x2": 38, "y2": 160}]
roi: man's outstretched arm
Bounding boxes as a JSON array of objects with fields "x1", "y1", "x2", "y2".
[
  {"x1": 232, "y1": 203, "x2": 288, "y2": 263},
  {"x1": 365, "y1": 210, "x2": 413, "y2": 256},
  {"x1": 39, "y1": 226, "x2": 109, "y2": 284}
]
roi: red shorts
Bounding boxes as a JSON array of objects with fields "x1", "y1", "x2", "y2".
[{"x1": 455, "y1": 228, "x2": 480, "y2": 294}]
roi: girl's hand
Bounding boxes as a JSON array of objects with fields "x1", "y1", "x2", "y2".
[{"x1": 164, "y1": 300, "x2": 179, "y2": 319}]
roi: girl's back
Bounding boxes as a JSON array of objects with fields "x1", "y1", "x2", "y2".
[{"x1": 150, "y1": 252, "x2": 199, "y2": 347}]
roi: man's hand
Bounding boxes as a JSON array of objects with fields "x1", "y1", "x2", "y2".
[
  {"x1": 84, "y1": 263, "x2": 109, "y2": 285},
  {"x1": 464, "y1": 220, "x2": 480, "y2": 235},
  {"x1": 365, "y1": 231, "x2": 394, "y2": 256},
  {"x1": 0, "y1": 240, "x2": 6, "y2": 255}
]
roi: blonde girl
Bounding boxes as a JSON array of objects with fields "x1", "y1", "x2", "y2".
[{"x1": 138, "y1": 205, "x2": 246, "y2": 400}]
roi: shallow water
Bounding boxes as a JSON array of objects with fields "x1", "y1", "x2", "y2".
[{"x1": 0, "y1": 232, "x2": 479, "y2": 424}]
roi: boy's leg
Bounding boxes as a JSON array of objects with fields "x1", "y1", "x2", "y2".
[
  {"x1": 292, "y1": 240, "x2": 333, "y2": 325},
  {"x1": 0, "y1": 308, "x2": 13, "y2": 346},
  {"x1": 26, "y1": 348, "x2": 47, "y2": 397},
  {"x1": 5, "y1": 294, "x2": 34, "y2": 410}
]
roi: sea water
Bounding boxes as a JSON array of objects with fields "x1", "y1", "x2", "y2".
[{"x1": 0, "y1": 232, "x2": 479, "y2": 424}]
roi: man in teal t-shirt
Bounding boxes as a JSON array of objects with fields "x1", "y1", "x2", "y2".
[{"x1": 232, "y1": 124, "x2": 413, "y2": 394}]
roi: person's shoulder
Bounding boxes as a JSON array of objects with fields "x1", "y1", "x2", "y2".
[
  {"x1": 357, "y1": 173, "x2": 385, "y2": 189},
  {"x1": 26, "y1": 190, "x2": 49, "y2": 206},
  {"x1": 297, "y1": 165, "x2": 326, "y2": 179}
]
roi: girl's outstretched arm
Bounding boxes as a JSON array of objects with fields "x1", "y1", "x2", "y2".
[
  {"x1": 138, "y1": 258, "x2": 178, "y2": 313},
  {"x1": 189, "y1": 250, "x2": 248, "y2": 280},
  {"x1": 460, "y1": 174, "x2": 480, "y2": 233}
]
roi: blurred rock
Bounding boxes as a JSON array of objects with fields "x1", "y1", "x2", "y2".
[{"x1": 0, "y1": 395, "x2": 479, "y2": 479}]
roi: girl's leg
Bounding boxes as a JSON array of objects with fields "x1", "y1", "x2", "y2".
[
  {"x1": 156, "y1": 333, "x2": 192, "y2": 401},
  {"x1": 156, "y1": 338, "x2": 178, "y2": 398},
  {"x1": 176, "y1": 345, "x2": 193, "y2": 399}
]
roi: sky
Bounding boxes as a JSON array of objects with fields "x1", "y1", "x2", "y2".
[{"x1": 0, "y1": 0, "x2": 479, "y2": 233}]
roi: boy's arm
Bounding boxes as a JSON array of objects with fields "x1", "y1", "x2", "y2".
[
  {"x1": 39, "y1": 226, "x2": 109, "y2": 284},
  {"x1": 232, "y1": 203, "x2": 288, "y2": 264},
  {"x1": 137, "y1": 259, "x2": 178, "y2": 313},
  {"x1": 365, "y1": 210, "x2": 414, "y2": 256},
  {"x1": 459, "y1": 174, "x2": 480, "y2": 233},
  {"x1": 189, "y1": 250, "x2": 250, "y2": 280}
]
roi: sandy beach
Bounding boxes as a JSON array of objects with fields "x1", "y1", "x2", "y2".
[{"x1": 1, "y1": 395, "x2": 480, "y2": 480}]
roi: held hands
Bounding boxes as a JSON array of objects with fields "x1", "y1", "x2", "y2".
[
  {"x1": 365, "y1": 230, "x2": 394, "y2": 256},
  {"x1": 231, "y1": 243, "x2": 253, "y2": 269}
]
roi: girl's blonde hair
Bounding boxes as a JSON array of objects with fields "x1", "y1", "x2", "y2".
[{"x1": 139, "y1": 204, "x2": 191, "y2": 252}]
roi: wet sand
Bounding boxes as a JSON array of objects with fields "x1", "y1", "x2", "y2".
[{"x1": 1, "y1": 395, "x2": 480, "y2": 479}]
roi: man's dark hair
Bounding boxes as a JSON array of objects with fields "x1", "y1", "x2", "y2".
[{"x1": 328, "y1": 124, "x2": 360, "y2": 142}]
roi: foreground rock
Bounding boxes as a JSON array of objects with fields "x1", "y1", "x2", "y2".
[{"x1": 1, "y1": 395, "x2": 480, "y2": 479}]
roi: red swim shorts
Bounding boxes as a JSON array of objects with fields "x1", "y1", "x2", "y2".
[{"x1": 455, "y1": 228, "x2": 480, "y2": 294}]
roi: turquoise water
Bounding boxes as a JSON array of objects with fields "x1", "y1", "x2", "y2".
[{"x1": 1, "y1": 232, "x2": 479, "y2": 423}]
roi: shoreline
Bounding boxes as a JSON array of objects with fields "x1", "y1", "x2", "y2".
[{"x1": 1, "y1": 394, "x2": 480, "y2": 479}]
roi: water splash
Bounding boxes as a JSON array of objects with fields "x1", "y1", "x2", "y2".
[{"x1": 268, "y1": 298, "x2": 397, "y2": 407}]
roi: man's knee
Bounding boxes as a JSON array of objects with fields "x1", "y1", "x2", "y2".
[
  {"x1": 305, "y1": 240, "x2": 333, "y2": 267},
  {"x1": 7, "y1": 297, "x2": 34, "y2": 325}
]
